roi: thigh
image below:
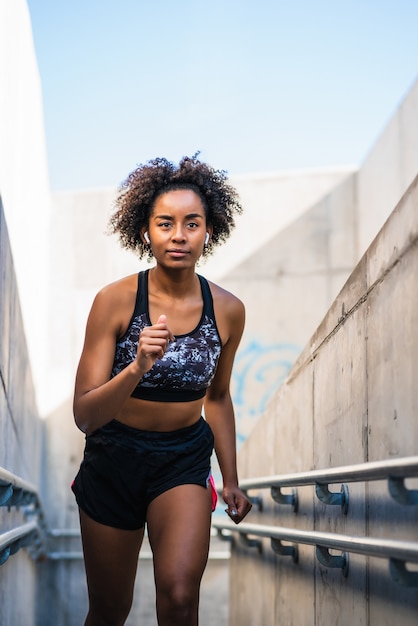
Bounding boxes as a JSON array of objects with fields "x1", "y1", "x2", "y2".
[
  {"x1": 147, "y1": 483, "x2": 212, "y2": 586},
  {"x1": 79, "y1": 509, "x2": 144, "y2": 616}
]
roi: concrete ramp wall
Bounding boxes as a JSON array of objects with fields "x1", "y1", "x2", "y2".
[
  {"x1": 221, "y1": 77, "x2": 418, "y2": 445},
  {"x1": 0, "y1": 0, "x2": 52, "y2": 415},
  {"x1": 230, "y1": 174, "x2": 418, "y2": 626},
  {"x1": 357, "y1": 77, "x2": 418, "y2": 255},
  {"x1": 0, "y1": 198, "x2": 43, "y2": 626}
]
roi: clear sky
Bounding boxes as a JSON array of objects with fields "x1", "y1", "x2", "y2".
[{"x1": 27, "y1": 0, "x2": 418, "y2": 192}]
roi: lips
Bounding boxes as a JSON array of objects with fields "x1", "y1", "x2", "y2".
[{"x1": 167, "y1": 249, "x2": 189, "y2": 256}]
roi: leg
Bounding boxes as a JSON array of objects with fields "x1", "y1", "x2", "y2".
[
  {"x1": 79, "y1": 509, "x2": 145, "y2": 626},
  {"x1": 147, "y1": 484, "x2": 212, "y2": 626}
]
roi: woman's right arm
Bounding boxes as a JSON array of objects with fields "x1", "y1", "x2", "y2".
[{"x1": 73, "y1": 285, "x2": 172, "y2": 435}]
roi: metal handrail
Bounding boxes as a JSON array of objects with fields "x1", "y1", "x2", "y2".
[
  {"x1": 239, "y1": 456, "x2": 418, "y2": 489},
  {"x1": 47, "y1": 548, "x2": 230, "y2": 561},
  {"x1": 0, "y1": 466, "x2": 48, "y2": 564},
  {"x1": 212, "y1": 457, "x2": 418, "y2": 587},
  {"x1": 237, "y1": 456, "x2": 418, "y2": 510},
  {"x1": 213, "y1": 519, "x2": 418, "y2": 587},
  {"x1": 0, "y1": 521, "x2": 43, "y2": 565},
  {"x1": 0, "y1": 467, "x2": 39, "y2": 507}
]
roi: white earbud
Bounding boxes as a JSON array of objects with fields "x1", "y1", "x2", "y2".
[
  {"x1": 144, "y1": 232, "x2": 150, "y2": 244},
  {"x1": 204, "y1": 232, "x2": 210, "y2": 245}
]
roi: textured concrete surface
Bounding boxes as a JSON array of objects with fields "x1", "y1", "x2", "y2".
[
  {"x1": 230, "y1": 175, "x2": 418, "y2": 625},
  {"x1": 0, "y1": 202, "x2": 42, "y2": 626}
]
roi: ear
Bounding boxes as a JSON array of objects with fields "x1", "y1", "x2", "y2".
[
  {"x1": 205, "y1": 226, "x2": 213, "y2": 246},
  {"x1": 141, "y1": 229, "x2": 150, "y2": 244}
]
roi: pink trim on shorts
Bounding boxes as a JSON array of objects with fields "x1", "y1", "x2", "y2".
[{"x1": 209, "y1": 474, "x2": 218, "y2": 511}]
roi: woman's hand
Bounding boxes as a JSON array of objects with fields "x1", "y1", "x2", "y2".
[
  {"x1": 223, "y1": 485, "x2": 253, "y2": 524},
  {"x1": 136, "y1": 314, "x2": 174, "y2": 374}
]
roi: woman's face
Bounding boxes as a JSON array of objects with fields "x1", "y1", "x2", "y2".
[{"x1": 145, "y1": 189, "x2": 211, "y2": 268}]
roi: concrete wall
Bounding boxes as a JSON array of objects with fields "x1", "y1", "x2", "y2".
[
  {"x1": 0, "y1": 0, "x2": 52, "y2": 414},
  {"x1": 0, "y1": 198, "x2": 44, "y2": 626},
  {"x1": 357, "y1": 78, "x2": 418, "y2": 256},
  {"x1": 230, "y1": 174, "x2": 418, "y2": 626},
  {"x1": 222, "y1": 172, "x2": 358, "y2": 440},
  {"x1": 220, "y1": 76, "x2": 418, "y2": 446},
  {"x1": 0, "y1": 4, "x2": 58, "y2": 624}
]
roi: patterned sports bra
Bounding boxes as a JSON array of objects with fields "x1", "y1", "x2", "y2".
[{"x1": 111, "y1": 270, "x2": 222, "y2": 402}]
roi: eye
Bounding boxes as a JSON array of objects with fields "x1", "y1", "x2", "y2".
[
  {"x1": 158, "y1": 221, "x2": 172, "y2": 228},
  {"x1": 187, "y1": 222, "x2": 199, "y2": 229}
]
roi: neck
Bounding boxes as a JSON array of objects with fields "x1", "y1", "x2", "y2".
[{"x1": 149, "y1": 265, "x2": 199, "y2": 298}]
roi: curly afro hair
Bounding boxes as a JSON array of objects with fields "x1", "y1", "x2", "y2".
[{"x1": 109, "y1": 153, "x2": 243, "y2": 260}]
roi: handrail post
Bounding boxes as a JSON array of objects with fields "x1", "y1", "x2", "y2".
[
  {"x1": 389, "y1": 559, "x2": 418, "y2": 587},
  {"x1": 315, "y1": 483, "x2": 349, "y2": 514},
  {"x1": 388, "y1": 477, "x2": 418, "y2": 505},
  {"x1": 271, "y1": 486, "x2": 298, "y2": 512},
  {"x1": 316, "y1": 545, "x2": 349, "y2": 577},
  {"x1": 0, "y1": 484, "x2": 13, "y2": 507},
  {"x1": 271, "y1": 538, "x2": 298, "y2": 562}
]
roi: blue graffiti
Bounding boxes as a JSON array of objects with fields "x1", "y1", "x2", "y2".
[
  {"x1": 231, "y1": 339, "x2": 301, "y2": 444},
  {"x1": 210, "y1": 338, "x2": 301, "y2": 488}
]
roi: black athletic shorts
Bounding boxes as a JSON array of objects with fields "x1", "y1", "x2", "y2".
[{"x1": 72, "y1": 416, "x2": 214, "y2": 530}]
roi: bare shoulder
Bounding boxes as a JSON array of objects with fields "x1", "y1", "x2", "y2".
[
  {"x1": 206, "y1": 279, "x2": 245, "y2": 344},
  {"x1": 87, "y1": 273, "x2": 139, "y2": 335}
]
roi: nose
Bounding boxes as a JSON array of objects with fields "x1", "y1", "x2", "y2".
[{"x1": 172, "y1": 225, "x2": 186, "y2": 241}]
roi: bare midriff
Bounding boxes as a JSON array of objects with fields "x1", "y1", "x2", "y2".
[{"x1": 115, "y1": 396, "x2": 205, "y2": 432}]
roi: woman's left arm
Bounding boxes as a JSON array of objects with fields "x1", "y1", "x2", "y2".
[{"x1": 204, "y1": 289, "x2": 252, "y2": 524}]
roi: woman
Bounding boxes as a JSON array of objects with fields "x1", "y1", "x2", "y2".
[{"x1": 72, "y1": 154, "x2": 252, "y2": 626}]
